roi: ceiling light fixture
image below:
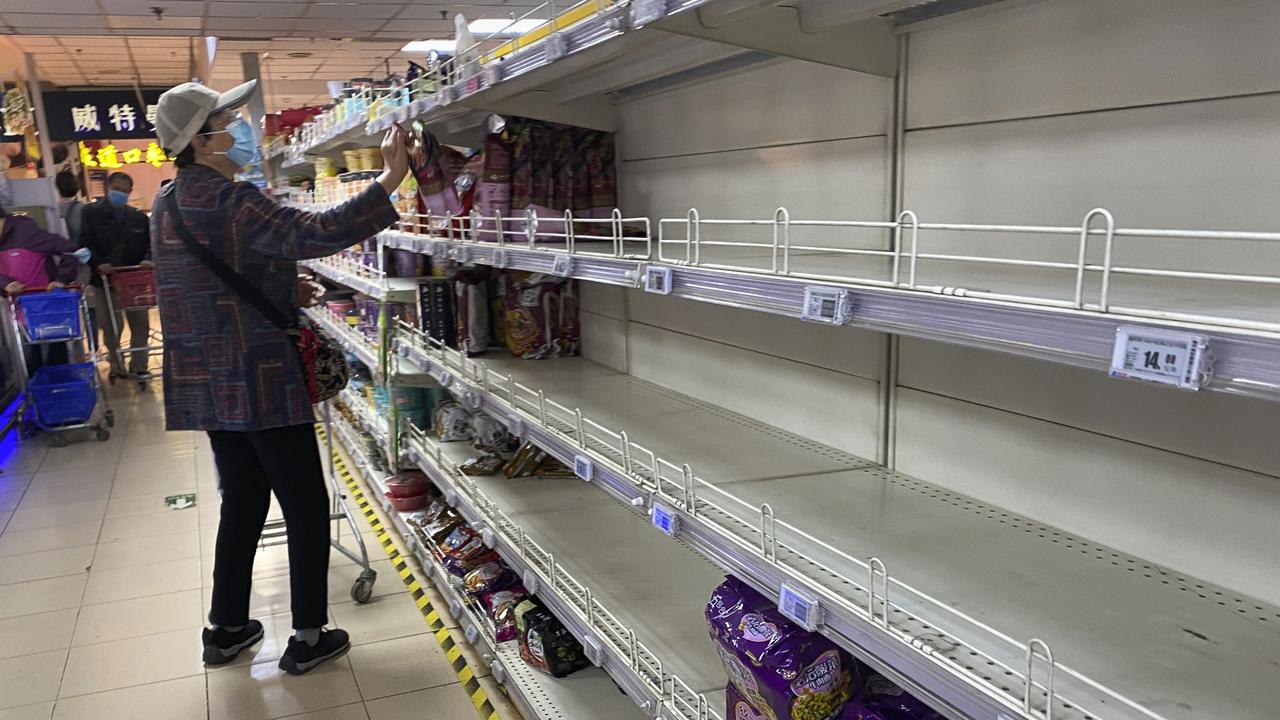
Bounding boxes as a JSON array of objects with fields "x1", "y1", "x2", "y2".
[
  {"x1": 400, "y1": 39, "x2": 457, "y2": 53},
  {"x1": 468, "y1": 18, "x2": 542, "y2": 36},
  {"x1": 286, "y1": 52, "x2": 312, "y2": 58}
]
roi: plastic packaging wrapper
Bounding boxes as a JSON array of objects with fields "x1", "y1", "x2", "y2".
[
  {"x1": 433, "y1": 400, "x2": 472, "y2": 442},
  {"x1": 475, "y1": 134, "x2": 512, "y2": 242},
  {"x1": 707, "y1": 576, "x2": 853, "y2": 720},
  {"x1": 516, "y1": 599, "x2": 591, "y2": 678},
  {"x1": 471, "y1": 414, "x2": 518, "y2": 458},
  {"x1": 409, "y1": 122, "x2": 461, "y2": 217},
  {"x1": 454, "y1": 268, "x2": 491, "y2": 356},
  {"x1": 483, "y1": 586, "x2": 528, "y2": 643},
  {"x1": 495, "y1": 272, "x2": 580, "y2": 359},
  {"x1": 463, "y1": 562, "x2": 518, "y2": 596}
]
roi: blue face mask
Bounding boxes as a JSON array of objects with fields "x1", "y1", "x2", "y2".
[
  {"x1": 107, "y1": 189, "x2": 129, "y2": 206},
  {"x1": 215, "y1": 118, "x2": 258, "y2": 168}
]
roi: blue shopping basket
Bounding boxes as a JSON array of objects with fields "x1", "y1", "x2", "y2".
[
  {"x1": 28, "y1": 363, "x2": 97, "y2": 426},
  {"x1": 18, "y1": 289, "x2": 82, "y2": 341}
]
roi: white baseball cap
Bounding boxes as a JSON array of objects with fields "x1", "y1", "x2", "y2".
[{"x1": 154, "y1": 80, "x2": 257, "y2": 155}]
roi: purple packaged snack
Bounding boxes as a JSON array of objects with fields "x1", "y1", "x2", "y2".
[
  {"x1": 849, "y1": 673, "x2": 943, "y2": 720},
  {"x1": 706, "y1": 576, "x2": 852, "y2": 720}
]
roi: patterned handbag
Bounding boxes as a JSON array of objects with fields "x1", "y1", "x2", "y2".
[{"x1": 164, "y1": 190, "x2": 349, "y2": 403}]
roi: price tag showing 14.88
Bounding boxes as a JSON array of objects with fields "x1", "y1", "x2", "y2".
[{"x1": 1109, "y1": 326, "x2": 1212, "y2": 390}]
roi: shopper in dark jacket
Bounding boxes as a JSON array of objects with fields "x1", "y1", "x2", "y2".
[
  {"x1": 152, "y1": 79, "x2": 408, "y2": 675},
  {"x1": 80, "y1": 171, "x2": 152, "y2": 377},
  {"x1": 0, "y1": 204, "x2": 88, "y2": 374}
]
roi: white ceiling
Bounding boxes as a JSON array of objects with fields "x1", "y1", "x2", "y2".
[{"x1": 1, "y1": 1, "x2": 547, "y2": 111}]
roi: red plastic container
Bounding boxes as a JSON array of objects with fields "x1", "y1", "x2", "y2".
[
  {"x1": 385, "y1": 471, "x2": 430, "y2": 499},
  {"x1": 112, "y1": 269, "x2": 157, "y2": 308},
  {"x1": 387, "y1": 492, "x2": 429, "y2": 512}
]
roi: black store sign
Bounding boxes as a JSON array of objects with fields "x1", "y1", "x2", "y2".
[{"x1": 43, "y1": 88, "x2": 167, "y2": 141}]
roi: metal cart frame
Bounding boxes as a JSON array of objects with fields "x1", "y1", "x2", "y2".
[
  {"x1": 4, "y1": 287, "x2": 114, "y2": 446},
  {"x1": 99, "y1": 266, "x2": 164, "y2": 389},
  {"x1": 258, "y1": 404, "x2": 378, "y2": 603}
]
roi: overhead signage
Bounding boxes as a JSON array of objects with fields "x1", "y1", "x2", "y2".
[
  {"x1": 43, "y1": 88, "x2": 167, "y2": 141},
  {"x1": 79, "y1": 141, "x2": 172, "y2": 169}
]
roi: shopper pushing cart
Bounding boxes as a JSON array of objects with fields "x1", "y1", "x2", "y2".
[
  {"x1": 100, "y1": 265, "x2": 161, "y2": 388},
  {"x1": 80, "y1": 171, "x2": 154, "y2": 381}
]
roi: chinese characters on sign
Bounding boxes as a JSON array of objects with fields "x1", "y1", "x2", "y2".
[
  {"x1": 44, "y1": 89, "x2": 166, "y2": 141},
  {"x1": 79, "y1": 141, "x2": 173, "y2": 169}
]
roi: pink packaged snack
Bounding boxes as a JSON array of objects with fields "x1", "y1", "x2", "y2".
[
  {"x1": 409, "y1": 122, "x2": 461, "y2": 218},
  {"x1": 482, "y1": 586, "x2": 528, "y2": 642},
  {"x1": 475, "y1": 134, "x2": 512, "y2": 242},
  {"x1": 706, "y1": 576, "x2": 853, "y2": 720}
]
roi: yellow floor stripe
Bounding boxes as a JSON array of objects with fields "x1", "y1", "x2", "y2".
[{"x1": 321, "y1": 427, "x2": 504, "y2": 720}]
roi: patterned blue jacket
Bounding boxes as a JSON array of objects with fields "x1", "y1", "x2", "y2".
[{"x1": 151, "y1": 164, "x2": 398, "y2": 432}]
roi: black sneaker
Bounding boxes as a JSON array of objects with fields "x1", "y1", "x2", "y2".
[
  {"x1": 202, "y1": 620, "x2": 264, "y2": 665},
  {"x1": 278, "y1": 628, "x2": 350, "y2": 676}
]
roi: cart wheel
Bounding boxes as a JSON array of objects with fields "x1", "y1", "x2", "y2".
[
  {"x1": 351, "y1": 569, "x2": 377, "y2": 603},
  {"x1": 95, "y1": 427, "x2": 111, "y2": 442},
  {"x1": 105, "y1": 411, "x2": 115, "y2": 428},
  {"x1": 48, "y1": 433, "x2": 68, "y2": 448}
]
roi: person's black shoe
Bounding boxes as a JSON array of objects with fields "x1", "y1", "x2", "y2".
[
  {"x1": 202, "y1": 620, "x2": 264, "y2": 665},
  {"x1": 279, "y1": 628, "x2": 350, "y2": 676}
]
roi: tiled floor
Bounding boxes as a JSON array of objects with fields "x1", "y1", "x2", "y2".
[{"x1": 0, "y1": 384, "x2": 519, "y2": 720}]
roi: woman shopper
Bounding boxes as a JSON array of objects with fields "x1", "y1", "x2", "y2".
[{"x1": 150, "y1": 80, "x2": 409, "y2": 674}]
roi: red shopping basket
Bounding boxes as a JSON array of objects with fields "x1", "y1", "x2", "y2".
[{"x1": 111, "y1": 269, "x2": 157, "y2": 308}]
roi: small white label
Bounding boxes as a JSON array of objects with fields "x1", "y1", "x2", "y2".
[
  {"x1": 449, "y1": 599, "x2": 463, "y2": 618},
  {"x1": 436, "y1": 371, "x2": 452, "y2": 388},
  {"x1": 492, "y1": 660, "x2": 507, "y2": 684},
  {"x1": 432, "y1": 241, "x2": 448, "y2": 258},
  {"x1": 522, "y1": 569, "x2": 540, "y2": 595},
  {"x1": 483, "y1": 64, "x2": 503, "y2": 87},
  {"x1": 452, "y1": 245, "x2": 470, "y2": 264},
  {"x1": 492, "y1": 248, "x2": 508, "y2": 269},
  {"x1": 443, "y1": 488, "x2": 458, "y2": 506},
  {"x1": 463, "y1": 389, "x2": 483, "y2": 411},
  {"x1": 1109, "y1": 326, "x2": 1211, "y2": 390},
  {"x1": 414, "y1": 237, "x2": 433, "y2": 254},
  {"x1": 583, "y1": 635, "x2": 605, "y2": 667},
  {"x1": 551, "y1": 254, "x2": 573, "y2": 277},
  {"x1": 464, "y1": 624, "x2": 480, "y2": 644},
  {"x1": 801, "y1": 286, "x2": 849, "y2": 324},
  {"x1": 650, "y1": 502, "x2": 679, "y2": 536},
  {"x1": 545, "y1": 33, "x2": 569, "y2": 62},
  {"x1": 478, "y1": 525, "x2": 495, "y2": 548},
  {"x1": 508, "y1": 416, "x2": 525, "y2": 438},
  {"x1": 438, "y1": 85, "x2": 454, "y2": 106},
  {"x1": 631, "y1": 0, "x2": 667, "y2": 26},
  {"x1": 643, "y1": 266, "x2": 672, "y2": 295},
  {"x1": 778, "y1": 583, "x2": 822, "y2": 632},
  {"x1": 574, "y1": 455, "x2": 593, "y2": 482}
]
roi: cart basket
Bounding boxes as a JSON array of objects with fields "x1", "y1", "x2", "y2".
[
  {"x1": 28, "y1": 362, "x2": 97, "y2": 426},
  {"x1": 111, "y1": 269, "x2": 157, "y2": 308},
  {"x1": 18, "y1": 289, "x2": 82, "y2": 341}
]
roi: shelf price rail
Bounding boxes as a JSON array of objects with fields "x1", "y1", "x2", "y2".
[
  {"x1": 397, "y1": 421, "x2": 722, "y2": 720},
  {"x1": 315, "y1": 200, "x2": 1280, "y2": 403},
  {"x1": 390, "y1": 322, "x2": 1181, "y2": 720}
]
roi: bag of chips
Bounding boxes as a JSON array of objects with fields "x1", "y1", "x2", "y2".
[
  {"x1": 433, "y1": 401, "x2": 472, "y2": 442},
  {"x1": 516, "y1": 599, "x2": 591, "y2": 678},
  {"x1": 483, "y1": 586, "x2": 528, "y2": 642},
  {"x1": 706, "y1": 577, "x2": 853, "y2": 720},
  {"x1": 463, "y1": 562, "x2": 518, "y2": 596}
]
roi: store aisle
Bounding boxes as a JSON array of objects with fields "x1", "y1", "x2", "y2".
[{"x1": 0, "y1": 385, "x2": 518, "y2": 720}]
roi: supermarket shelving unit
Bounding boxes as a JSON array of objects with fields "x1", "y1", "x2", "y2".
[{"x1": 286, "y1": 1, "x2": 1280, "y2": 719}]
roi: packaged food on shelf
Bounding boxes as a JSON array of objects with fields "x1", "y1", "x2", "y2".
[
  {"x1": 463, "y1": 562, "x2": 519, "y2": 596},
  {"x1": 842, "y1": 673, "x2": 943, "y2": 720},
  {"x1": 471, "y1": 414, "x2": 518, "y2": 458},
  {"x1": 494, "y1": 271, "x2": 580, "y2": 359},
  {"x1": 460, "y1": 453, "x2": 505, "y2": 476},
  {"x1": 455, "y1": 267, "x2": 492, "y2": 355},
  {"x1": 475, "y1": 133, "x2": 512, "y2": 242},
  {"x1": 408, "y1": 121, "x2": 462, "y2": 217},
  {"x1": 707, "y1": 576, "x2": 854, "y2": 720},
  {"x1": 483, "y1": 586, "x2": 529, "y2": 642},
  {"x1": 384, "y1": 471, "x2": 430, "y2": 498},
  {"x1": 515, "y1": 598, "x2": 592, "y2": 678},
  {"x1": 433, "y1": 400, "x2": 473, "y2": 441},
  {"x1": 416, "y1": 278, "x2": 458, "y2": 349}
]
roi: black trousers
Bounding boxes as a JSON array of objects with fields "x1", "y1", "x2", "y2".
[{"x1": 207, "y1": 424, "x2": 330, "y2": 630}]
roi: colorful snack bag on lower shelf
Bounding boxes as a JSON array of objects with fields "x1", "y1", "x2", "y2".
[
  {"x1": 515, "y1": 598, "x2": 591, "y2": 678},
  {"x1": 482, "y1": 586, "x2": 528, "y2": 642},
  {"x1": 433, "y1": 401, "x2": 472, "y2": 442},
  {"x1": 475, "y1": 133, "x2": 512, "y2": 242},
  {"x1": 463, "y1": 562, "x2": 518, "y2": 596},
  {"x1": 706, "y1": 576, "x2": 854, "y2": 720}
]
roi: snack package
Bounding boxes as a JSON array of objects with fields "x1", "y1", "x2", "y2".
[
  {"x1": 460, "y1": 453, "x2": 505, "y2": 476},
  {"x1": 516, "y1": 599, "x2": 591, "y2": 678},
  {"x1": 463, "y1": 562, "x2": 518, "y2": 596},
  {"x1": 496, "y1": 272, "x2": 578, "y2": 359},
  {"x1": 454, "y1": 267, "x2": 491, "y2": 356},
  {"x1": 475, "y1": 134, "x2": 512, "y2": 242},
  {"x1": 444, "y1": 546, "x2": 500, "y2": 577},
  {"x1": 471, "y1": 414, "x2": 518, "y2": 458},
  {"x1": 844, "y1": 673, "x2": 944, "y2": 720},
  {"x1": 436, "y1": 525, "x2": 478, "y2": 560},
  {"x1": 706, "y1": 576, "x2": 853, "y2": 720},
  {"x1": 510, "y1": 122, "x2": 533, "y2": 211},
  {"x1": 433, "y1": 401, "x2": 473, "y2": 442},
  {"x1": 422, "y1": 509, "x2": 464, "y2": 546},
  {"x1": 409, "y1": 122, "x2": 462, "y2": 217},
  {"x1": 585, "y1": 131, "x2": 617, "y2": 219},
  {"x1": 416, "y1": 278, "x2": 458, "y2": 349},
  {"x1": 483, "y1": 586, "x2": 528, "y2": 642}
]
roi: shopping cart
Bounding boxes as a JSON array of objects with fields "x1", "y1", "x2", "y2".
[
  {"x1": 4, "y1": 287, "x2": 113, "y2": 446},
  {"x1": 100, "y1": 266, "x2": 163, "y2": 389},
  {"x1": 258, "y1": 404, "x2": 378, "y2": 603}
]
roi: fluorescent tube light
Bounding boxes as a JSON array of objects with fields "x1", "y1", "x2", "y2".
[
  {"x1": 468, "y1": 18, "x2": 543, "y2": 36},
  {"x1": 401, "y1": 39, "x2": 457, "y2": 53}
]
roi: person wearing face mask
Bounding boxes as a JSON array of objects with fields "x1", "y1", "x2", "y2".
[
  {"x1": 79, "y1": 171, "x2": 153, "y2": 379},
  {"x1": 151, "y1": 80, "x2": 410, "y2": 675}
]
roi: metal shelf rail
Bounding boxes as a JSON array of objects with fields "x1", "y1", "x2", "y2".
[
  {"x1": 394, "y1": 420, "x2": 725, "y2": 720},
  {"x1": 332, "y1": 411, "x2": 658, "y2": 720},
  {"x1": 331, "y1": 205, "x2": 1280, "y2": 403},
  {"x1": 390, "y1": 323, "x2": 1280, "y2": 720}
]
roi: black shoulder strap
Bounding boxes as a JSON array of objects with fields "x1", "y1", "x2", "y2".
[{"x1": 164, "y1": 188, "x2": 295, "y2": 331}]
